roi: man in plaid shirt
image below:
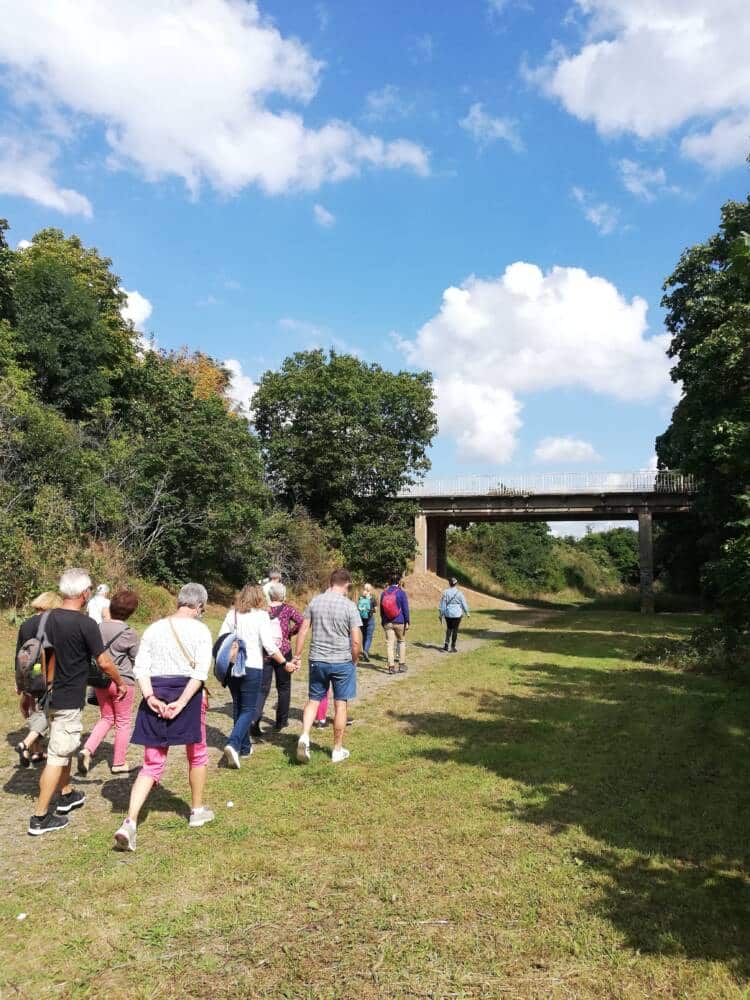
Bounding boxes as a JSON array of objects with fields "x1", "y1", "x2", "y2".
[{"x1": 292, "y1": 568, "x2": 362, "y2": 764}]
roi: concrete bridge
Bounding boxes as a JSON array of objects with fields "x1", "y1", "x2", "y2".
[{"x1": 398, "y1": 472, "x2": 697, "y2": 613}]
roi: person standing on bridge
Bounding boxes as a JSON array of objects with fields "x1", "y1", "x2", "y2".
[{"x1": 439, "y1": 577, "x2": 469, "y2": 652}]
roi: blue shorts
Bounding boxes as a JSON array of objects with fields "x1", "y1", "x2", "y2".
[{"x1": 309, "y1": 661, "x2": 357, "y2": 702}]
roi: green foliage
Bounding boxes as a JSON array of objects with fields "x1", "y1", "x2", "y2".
[
  {"x1": 576, "y1": 527, "x2": 640, "y2": 586},
  {"x1": 253, "y1": 349, "x2": 437, "y2": 526},
  {"x1": 0, "y1": 220, "x2": 274, "y2": 603},
  {"x1": 342, "y1": 512, "x2": 418, "y2": 584},
  {"x1": 12, "y1": 229, "x2": 137, "y2": 419},
  {"x1": 656, "y1": 193, "x2": 750, "y2": 659},
  {"x1": 449, "y1": 522, "x2": 564, "y2": 597}
]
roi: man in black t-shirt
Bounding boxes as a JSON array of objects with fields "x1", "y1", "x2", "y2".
[{"x1": 28, "y1": 568, "x2": 126, "y2": 837}]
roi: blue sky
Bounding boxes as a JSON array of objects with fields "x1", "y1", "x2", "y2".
[{"x1": 0, "y1": 0, "x2": 748, "y2": 496}]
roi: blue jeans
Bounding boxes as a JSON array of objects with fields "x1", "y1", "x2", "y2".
[
  {"x1": 227, "y1": 670, "x2": 262, "y2": 755},
  {"x1": 362, "y1": 616, "x2": 376, "y2": 654}
]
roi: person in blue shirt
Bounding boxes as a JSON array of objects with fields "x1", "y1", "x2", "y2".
[
  {"x1": 438, "y1": 577, "x2": 470, "y2": 652},
  {"x1": 380, "y1": 573, "x2": 410, "y2": 674}
]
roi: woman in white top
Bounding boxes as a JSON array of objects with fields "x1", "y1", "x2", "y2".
[
  {"x1": 220, "y1": 584, "x2": 285, "y2": 769},
  {"x1": 113, "y1": 583, "x2": 214, "y2": 853}
]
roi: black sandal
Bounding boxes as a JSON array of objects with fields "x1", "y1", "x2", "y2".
[
  {"x1": 15, "y1": 743, "x2": 31, "y2": 768},
  {"x1": 388, "y1": 666, "x2": 396, "y2": 674}
]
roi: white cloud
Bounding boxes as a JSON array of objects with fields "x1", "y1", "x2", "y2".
[
  {"x1": 16, "y1": 239, "x2": 32, "y2": 250},
  {"x1": 681, "y1": 113, "x2": 750, "y2": 171},
  {"x1": 120, "y1": 288, "x2": 152, "y2": 330},
  {"x1": 618, "y1": 159, "x2": 677, "y2": 200},
  {"x1": 402, "y1": 261, "x2": 672, "y2": 463},
  {"x1": 571, "y1": 186, "x2": 619, "y2": 234},
  {"x1": 0, "y1": 0, "x2": 429, "y2": 199},
  {"x1": 436, "y1": 378, "x2": 522, "y2": 463},
  {"x1": 0, "y1": 136, "x2": 92, "y2": 216},
  {"x1": 224, "y1": 359, "x2": 257, "y2": 418},
  {"x1": 313, "y1": 203, "x2": 335, "y2": 227},
  {"x1": 459, "y1": 103, "x2": 524, "y2": 152},
  {"x1": 363, "y1": 85, "x2": 415, "y2": 122},
  {"x1": 529, "y1": 0, "x2": 750, "y2": 170},
  {"x1": 534, "y1": 436, "x2": 601, "y2": 463}
]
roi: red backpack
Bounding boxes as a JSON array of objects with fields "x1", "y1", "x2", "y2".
[{"x1": 381, "y1": 588, "x2": 401, "y2": 621}]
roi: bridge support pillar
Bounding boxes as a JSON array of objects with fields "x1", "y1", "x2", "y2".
[
  {"x1": 638, "y1": 511, "x2": 655, "y2": 614},
  {"x1": 422, "y1": 516, "x2": 448, "y2": 577},
  {"x1": 414, "y1": 514, "x2": 428, "y2": 573}
]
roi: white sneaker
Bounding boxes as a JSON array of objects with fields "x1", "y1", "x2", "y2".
[
  {"x1": 296, "y1": 735, "x2": 311, "y2": 764},
  {"x1": 331, "y1": 747, "x2": 350, "y2": 764},
  {"x1": 223, "y1": 745, "x2": 240, "y2": 769},
  {"x1": 189, "y1": 807, "x2": 215, "y2": 828},
  {"x1": 114, "y1": 818, "x2": 137, "y2": 852}
]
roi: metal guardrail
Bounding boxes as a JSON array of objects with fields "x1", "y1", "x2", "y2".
[{"x1": 398, "y1": 471, "x2": 697, "y2": 498}]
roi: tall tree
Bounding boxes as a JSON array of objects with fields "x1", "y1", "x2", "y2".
[
  {"x1": 656, "y1": 194, "x2": 750, "y2": 645},
  {"x1": 253, "y1": 349, "x2": 437, "y2": 526},
  {"x1": 12, "y1": 229, "x2": 138, "y2": 418}
]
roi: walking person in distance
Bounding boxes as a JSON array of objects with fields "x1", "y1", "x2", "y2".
[
  {"x1": 380, "y1": 573, "x2": 410, "y2": 674},
  {"x1": 357, "y1": 582, "x2": 377, "y2": 663},
  {"x1": 439, "y1": 577, "x2": 470, "y2": 652}
]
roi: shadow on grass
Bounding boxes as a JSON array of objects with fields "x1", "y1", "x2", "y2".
[{"x1": 391, "y1": 641, "x2": 750, "y2": 976}]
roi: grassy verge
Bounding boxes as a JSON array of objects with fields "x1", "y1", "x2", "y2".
[{"x1": 1, "y1": 608, "x2": 749, "y2": 997}]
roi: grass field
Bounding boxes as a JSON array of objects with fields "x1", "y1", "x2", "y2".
[{"x1": 2, "y1": 606, "x2": 749, "y2": 998}]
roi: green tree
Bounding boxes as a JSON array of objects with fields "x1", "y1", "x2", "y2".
[
  {"x1": 253, "y1": 350, "x2": 437, "y2": 527},
  {"x1": 578, "y1": 527, "x2": 639, "y2": 586},
  {"x1": 449, "y1": 521, "x2": 562, "y2": 596},
  {"x1": 12, "y1": 229, "x2": 138, "y2": 418},
  {"x1": 656, "y1": 194, "x2": 750, "y2": 651},
  {"x1": 342, "y1": 504, "x2": 418, "y2": 582}
]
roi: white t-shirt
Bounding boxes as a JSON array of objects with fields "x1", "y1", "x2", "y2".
[
  {"x1": 220, "y1": 608, "x2": 281, "y2": 670},
  {"x1": 133, "y1": 616, "x2": 212, "y2": 682},
  {"x1": 87, "y1": 595, "x2": 110, "y2": 624}
]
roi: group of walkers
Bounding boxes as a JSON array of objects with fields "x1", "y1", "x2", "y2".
[{"x1": 12, "y1": 564, "x2": 469, "y2": 849}]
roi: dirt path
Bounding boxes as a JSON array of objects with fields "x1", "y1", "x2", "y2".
[{"x1": 1, "y1": 602, "x2": 556, "y2": 871}]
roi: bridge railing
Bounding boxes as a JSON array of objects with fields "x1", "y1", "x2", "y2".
[{"x1": 398, "y1": 471, "x2": 697, "y2": 498}]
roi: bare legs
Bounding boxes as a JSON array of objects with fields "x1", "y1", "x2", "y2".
[{"x1": 34, "y1": 763, "x2": 73, "y2": 816}]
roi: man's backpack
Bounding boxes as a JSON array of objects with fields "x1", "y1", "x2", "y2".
[
  {"x1": 381, "y1": 589, "x2": 400, "y2": 621},
  {"x1": 357, "y1": 596, "x2": 372, "y2": 618},
  {"x1": 15, "y1": 612, "x2": 51, "y2": 696}
]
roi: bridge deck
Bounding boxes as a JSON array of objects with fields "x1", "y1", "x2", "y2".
[{"x1": 398, "y1": 471, "x2": 696, "y2": 499}]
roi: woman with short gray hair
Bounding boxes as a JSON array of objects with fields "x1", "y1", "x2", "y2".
[
  {"x1": 252, "y1": 582, "x2": 302, "y2": 736},
  {"x1": 113, "y1": 582, "x2": 214, "y2": 852}
]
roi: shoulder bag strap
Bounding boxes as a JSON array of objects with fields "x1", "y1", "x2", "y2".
[
  {"x1": 168, "y1": 617, "x2": 196, "y2": 670},
  {"x1": 102, "y1": 627, "x2": 129, "y2": 653}
]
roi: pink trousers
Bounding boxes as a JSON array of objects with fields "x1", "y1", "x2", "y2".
[
  {"x1": 140, "y1": 694, "x2": 208, "y2": 784},
  {"x1": 84, "y1": 682, "x2": 136, "y2": 767}
]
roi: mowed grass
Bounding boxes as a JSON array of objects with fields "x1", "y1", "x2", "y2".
[{"x1": 1, "y1": 608, "x2": 750, "y2": 998}]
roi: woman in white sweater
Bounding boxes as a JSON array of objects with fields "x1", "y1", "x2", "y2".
[{"x1": 220, "y1": 584, "x2": 285, "y2": 769}]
